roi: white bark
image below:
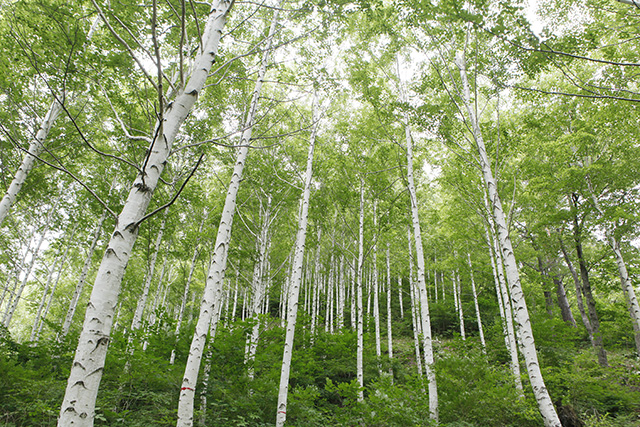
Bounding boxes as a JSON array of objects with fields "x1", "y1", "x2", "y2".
[
  {"x1": 356, "y1": 178, "x2": 365, "y2": 402},
  {"x1": 456, "y1": 52, "x2": 559, "y2": 426},
  {"x1": 372, "y1": 201, "x2": 381, "y2": 373},
  {"x1": 492, "y1": 225, "x2": 523, "y2": 391},
  {"x1": 246, "y1": 196, "x2": 273, "y2": 380},
  {"x1": 31, "y1": 250, "x2": 64, "y2": 342},
  {"x1": 34, "y1": 225, "x2": 78, "y2": 342},
  {"x1": 59, "y1": 211, "x2": 107, "y2": 341},
  {"x1": 456, "y1": 271, "x2": 465, "y2": 340},
  {"x1": 131, "y1": 211, "x2": 168, "y2": 334},
  {"x1": 350, "y1": 261, "x2": 356, "y2": 329},
  {"x1": 386, "y1": 245, "x2": 393, "y2": 373},
  {"x1": 170, "y1": 216, "x2": 205, "y2": 364},
  {"x1": 176, "y1": 8, "x2": 275, "y2": 424},
  {"x1": 4, "y1": 197, "x2": 58, "y2": 328},
  {"x1": 407, "y1": 228, "x2": 423, "y2": 377},
  {"x1": 467, "y1": 254, "x2": 485, "y2": 350},
  {"x1": 58, "y1": 2, "x2": 232, "y2": 424},
  {"x1": 0, "y1": 236, "x2": 32, "y2": 316},
  {"x1": 587, "y1": 178, "x2": 640, "y2": 355},
  {"x1": 404, "y1": 112, "x2": 437, "y2": 420},
  {"x1": 398, "y1": 274, "x2": 404, "y2": 319},
  {"x1": 275, "y1": 107, "x2": 317, "y2": 427},
  {"x1": 0, "y1": 101, "x2": 62, "y2": 226}
]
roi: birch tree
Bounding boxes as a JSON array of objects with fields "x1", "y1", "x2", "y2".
[
  {"x1": 176, "y1": 8, "x2": 279, "y2": 424},
  {"x1": 455, "y1": 50, "x2": 561, "y2": 426},
  {"x1": 58, "y1": 0, "x2": 234, "y2": 423},
  {"x1": 275, "y1": 103, "x2": 318, "y2": 427}
]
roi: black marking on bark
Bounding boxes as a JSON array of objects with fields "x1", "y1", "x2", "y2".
[
  {"x1": 135, "y1": 182, "x2": 152, "y2": 193},
  {"x1": 187, "y1": 89, "x2": 199, "y2": 97},
  {"x1": 125, "y1": 222, "x2": 139, "y2": 232},
  {"x1": 73, "y1": 380, "x2": 87, "y2": 389},
  {"x1": 96, "y1": 336, "x2": 109, "y2": 347},
  {"x1": 105, "y1": 248, "x2": 117, "y2": 258}
]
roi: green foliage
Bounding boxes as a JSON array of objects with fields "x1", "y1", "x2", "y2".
[{"x1": 436, "y1": 346, "x2": 542, "y2": 427}]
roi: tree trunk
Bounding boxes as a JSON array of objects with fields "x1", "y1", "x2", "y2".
[
  {"x1": 170, "y1": 234, "x2": 201, "y2": 364},
  {"x1": 34, "y1": 225, "x2": 78, "y2": 342},
  {"x1": 408, "y1": 234, "x2": 424, "y2": 377},
  {"x1": 59, "y1": 211, "x2": 107, "y2": 341},
  {"x1": 569, "y1": 196, "x2": 608, "y2": 367},
  {"x1": 587, "y1": 178, "x2": 640, "y2": 356},
  {"x1": 559, "y1": 236, "x2": 593, "y2": 340},
  {"x1": 0, "y1": 235, "x2": 33, "y2": 312},
  {"x1": 0, "y1": 101, "x2": 63, "y2": 227},
  {"x1": 386, "y1": 245, "x2": 393, "y2": 377},
  {"x1": 4, "y1": 197, "x2": 59, "y2": 328},
  {"x1": 58, "y1": 2, "x2": 232, "y2": 423},
  {"x1": 356, "y1": 178, "x2": 365, "y2": 402},
  {"x1": 485, "y1": 223, "x2": 522, "y2": 391},
  {"x1": 404, "y1": 124, "x2": 438, "y2": 420},
  {"x1": 467, "y1": 254, "x2": 485, "y2": 349},
  {"x1": 456, "y1": 270, "x2": 465, "y2": 340},
  {"x1": 553, "y1": 275, "x2": 577, "y2": 327},
  {"x1": 456, "y1": 52, "x2": 560, "y2": 426},
  {"x1": 372, "y1": 200, "x2": 382, "y2": 374},
  {"x1": 31, "y1": 248, "x2": 65, "y2": 342},
  {"x1": 130, "y1": 210, "x2": 168, "y2": 353},
  {"x1": 176, "y1": 9, "x2": 276, "y2": 423},
  {"x1": 246, "y1": 196, "x2": 273, "y2": 380},
  {"x1": 275, "y1": 106, "x2": 317, "y2": 427}
]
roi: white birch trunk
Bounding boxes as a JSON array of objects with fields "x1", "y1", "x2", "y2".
[
  {"x1": 0, "y1": 101, "x2": 62, "y2": 226},
  {"x1": 0, "y1": 16, "x2": 101, "y2": 227},
  {"x1": 231, "y1": 268, "x2": 239, "y2": 323},
  {"x1": 4, "y1": 197, "x2": 58, "y2": 328},
  {"x1": 171, "y1": 216, "x2": 206, "y2": 364},
  {"x1": 407, "y1": 227, "x2": 423, "y2": 378},
  {"x1": 58, "y1": 2, "x2": 232, "y2": 424},
  {"x1": 492, "y1": 225, "x2": 523, "y2": 391},
  {"x1": 356, "y1": 178, "x2": 365, "y2": 402},
  {"x1": 456, "y1": 52, "x2": 560, "y2": 426},
  {"x1": 143, "y1": 247, "x2": 170, "y2": 351},
  {"x1": 31, "y1": 250, "x2": 64, "y2": 341},
  {"x1": 0, "y1": 235, "x2": 33, "y2": 312},
  {"x1": 34, "y1": 225, "x2": 78, "y2": 341},
  {"x1": 398, "y1": 275, "x2": 404, "y2": 319},
  {"x1": 456, "y1": 271, "x2": 465, "y2": 340},
  {"x1": 350, "y1": 262, "x2": 356, "y2": 329},
  {"x1": 452, "y1": 272, "x2": 459, "y2": 313},
  {"x1": 176, "y1": 8, "x2": 275, "y2": 424},
  {"x1": 275, "y1": 107, "x2": 317, "y2": 427},
  {"x1": 337, "y1": 255, "x2": 345, "y2": 329},
  {"x1": 372, "y1": 201, "x2": 381, "y2": 373},
  {"x1": 131, "y1": 211, "x2": 168, "y2": 335},
  {"x1": 59, "y1": 211, "x2": 107, "y2": 341},
  {"x1": 386, "y1": 245, "x2": 393, "y2": 374},
  {"x1": 246, "y1": 196, "x2": 273, "y2": 380},
  {"x1": 587, "y1": 178, "x2": 640, "y2": 355},
  {"x1": 467, "y1": 254, "x2": 485, "y2": 350},
  {"x1": 404, "y1": 112, "x2": 438, "y2": 420}
]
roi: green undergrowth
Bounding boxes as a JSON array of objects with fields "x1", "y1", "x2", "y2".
[{"x1": 1, "y1": 320, "x2": 639, "y2": 426}]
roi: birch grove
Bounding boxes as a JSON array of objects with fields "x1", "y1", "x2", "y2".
[{"x1": 3, "y1": 0, "x2": 640, "y2": 426}]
